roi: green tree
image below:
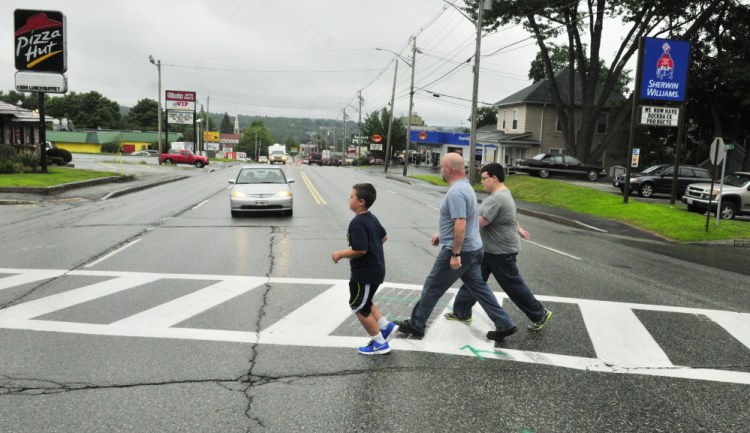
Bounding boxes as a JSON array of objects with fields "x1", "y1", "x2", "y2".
[
  {"x1": 220, "y1": 112, "x2": 233, "y2": 133},
  {"x1": 238, "y1": 120, "x2": 275, "y2": 159},
  {"x1": 0, "y1": 91, "x2": 38, "y2": 110},
  {"x1": 126, "y1": 98, "x2": 158, "y2": 130},
  {"x1": 480, "y1": 0, "x2": 725, "y2": 163},
  {"x1": 362, "y1": 108, "x2": 406, "y2": 160},
  {"x1": 45, "y1": 91, "x2": 121, "y2": 129},
  {"x1": 472, "y1": 105, "x2": 498, "y2": 128}
]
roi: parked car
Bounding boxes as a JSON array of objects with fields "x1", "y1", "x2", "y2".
[
  {"x1": 309, "y1": 152, "x2": 323, "y2": 166},
  {"x1": 682, "y1": 171, "x2": 750, "y2": 219},
  {"x1": 619, "y1": 165, "x2": 712, "y2": 198},
  {"x1": 612, "y1": 164, "x2": 671, "y2": 188},
  {"x1": 515, "y1": 153, "x2": 605, "y2": 181},
  {"x1": 132, "y1": 150, "x2": 158, "y2": 156},
  {"x1": 229, "y1": 167, "x2": 294, "y2": 217},
  {"x1": 159, "y1": 149, "x2": 209, "y2": 168}
]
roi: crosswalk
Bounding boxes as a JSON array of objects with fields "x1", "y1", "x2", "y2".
[{"x1": 1, "y1": 267, "x2": 749, "y2": 385}]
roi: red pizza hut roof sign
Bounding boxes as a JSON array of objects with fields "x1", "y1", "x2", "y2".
[{"x1": 14, "y1": 10, "x2": 67, "y2": 73}]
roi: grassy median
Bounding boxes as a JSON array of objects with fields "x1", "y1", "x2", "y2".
[
  {"x1": 411, "y1": 174, "x2": 749, "y2": 243},
  {"x1": 0, "y1": 168, "x2": 117, "y2": 188}
]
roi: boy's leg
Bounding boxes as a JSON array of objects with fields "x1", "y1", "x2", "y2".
[{"x1": 356, "y1": 312, "x2": 381, "y2": 337}]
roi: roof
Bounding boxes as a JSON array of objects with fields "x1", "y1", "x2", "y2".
[
  {"x1": 495, "y1": 68, "x2": 625, "y2": 108},
  {"x1": 0, "y1": 101, "x2": 40, "y2": 122},
  {"x1": 476, "y1": 124, "x2": 537, "y2": 147},
  {"x1": 46, "y1": 130, "x2": 182, "y2": 143}
]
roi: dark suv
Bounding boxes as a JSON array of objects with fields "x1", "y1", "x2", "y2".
[
  {"x1": 617, "y1": 164, "x2": 712, "y2": 198},
  {"x1": 309, "y1": 153, "x2": 323, "y2": 166}
]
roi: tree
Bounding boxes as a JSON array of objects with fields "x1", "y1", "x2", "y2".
[
  {"x1": 238, "y1": 120, "x2": 275, "y2": 159},
  {"x1": 126, "y1": 98, "x2": 158, "y2": 130},
  {"x1": 220, "y1": 112, "x2": 233, "y2": 133},
  {"x1": 0, "y1": 91, "x2": 37, "y2": 110},
  {"x1": 480, "y1": 0, "x2": 725, "y2": 164},
  {"x1": 45, "y1": 91, "x2": 121, "y2": 129},
  {"x1": 473, "y1": 105, "x2": 498, "y2": 128},
  {"x1": 361, "y1": 108, "x2": 406, "y2": 159}
]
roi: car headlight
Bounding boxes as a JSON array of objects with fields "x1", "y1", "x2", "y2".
[
  {"x1": 629, "y1": 177, "x2": 639, "y2": 183},
  {"x1": 275, "y1": 190, "x2": 292, "y2": 197},
  {"x1": 231, "y1": 191, "x2": 246, "y2": 198}
]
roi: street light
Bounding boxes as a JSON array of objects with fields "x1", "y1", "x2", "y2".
[
  {"x1": 376, "y1": 37, "x2": 417, "y2": 177},
  {"x1": 148, "y1": 55, "x2": 162, "y2": 154}
]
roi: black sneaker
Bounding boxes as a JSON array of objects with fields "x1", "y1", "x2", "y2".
[
  {"x1": 395, "y1": 320, "x2": 424, "y2": 337},
  {"x1": 486, "y1": 326, "x2": 517, "y2": 342}
]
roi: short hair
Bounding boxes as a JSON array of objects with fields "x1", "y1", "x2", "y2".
[
  {"x1": 480, "y1": 162, "x2": 505, "y2": 182},
  {"x1": 353, "y1": 183, "x2": 377, "y2": 208}
]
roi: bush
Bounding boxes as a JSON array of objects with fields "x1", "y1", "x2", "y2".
[
  {"x1": 0, "y1": 144, "x2": 17, "y2": 161},
  {"x1": 14, "y1": 149, "x2": 40, "y2": 172},
  {"x1": 0, "y1": 159, "x2": 24, "y2": 174},
  {"x1": 352, "y1": 157, "x2": 370, "y2": 166},
  {"x1": 101, "y1": 142, "x2": 121, "y2": 153},
  {"x1": 47, "y1": 147, "x2": 72, "y2": 163}
]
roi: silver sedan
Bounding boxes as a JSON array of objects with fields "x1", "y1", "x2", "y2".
[{"x1": 229, "y1": 167, "x2": 294, "y2": 217}]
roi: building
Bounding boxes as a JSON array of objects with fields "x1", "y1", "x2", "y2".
[
  {"x1": 45, "y1": 130, "x2": 182, "y2": 154},
  {"x1": 0, "y1": 101, "x2": 43, "y2": 148}
]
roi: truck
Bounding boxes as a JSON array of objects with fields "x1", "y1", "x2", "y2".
[
  {"x1": 682, "y1": 171, "x2": 750, "y2": 220},
  {"x1": 159, "y1": 149, "x2": 209, "y2": 168},
  {"x1": 268, "y1": 143, "x2": 287, "y2": 165}
]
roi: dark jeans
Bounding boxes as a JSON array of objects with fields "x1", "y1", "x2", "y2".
[
  {"x1": 409, "y1": 248, "x2": 515, "y2": 332},
  {"x1": 453, "y1": 252, "x2": 546, "y2": 322}
]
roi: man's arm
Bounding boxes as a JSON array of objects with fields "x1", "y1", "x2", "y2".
[
  {"x1": 478, "y1": 215, "x2": 491, "y2": 228},
  {"x1": 452, "y1": 218, "x2": 466, "y2": 253}
]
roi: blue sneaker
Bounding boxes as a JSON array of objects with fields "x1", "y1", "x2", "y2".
[
  {"x1": 358, "y1": 340, "x2": 391, "y2": 355},
  {"x1": 381, "y1": 322, "x2": 399, "y2": 342}
]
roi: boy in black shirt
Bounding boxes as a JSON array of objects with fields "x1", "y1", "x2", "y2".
[{"x1": 332, "y1": 183, "x2": 397, "y2": 355}]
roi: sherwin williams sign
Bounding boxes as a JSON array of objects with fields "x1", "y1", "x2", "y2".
[
  {"x1": 14, "y1": 9, "x2": 67, "y2": 73},
  {"x1": 639, "y1": 37, "x2": 690, "y2": 102}
]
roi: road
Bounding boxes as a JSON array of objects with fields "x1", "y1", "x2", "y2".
[{"x1": 1, "y1": 162, "x2": 748, "y2": 432}]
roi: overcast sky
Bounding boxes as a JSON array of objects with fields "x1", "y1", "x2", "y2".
[{"x1": 3, "y1": 1, "x2": 629, "y2": 128}]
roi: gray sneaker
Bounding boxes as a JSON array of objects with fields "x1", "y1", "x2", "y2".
[
  {"x1": 528, "y1": 310, "x2": 553, "y2": 331},
  {"x1": 444, "y1": 312, "x2": 472, "y2": 324}
]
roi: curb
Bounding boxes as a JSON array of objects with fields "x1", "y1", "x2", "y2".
[
  {"x1": 101, "y1": 176, "x2": 188, "y2": 200},
  {"x1": 0, "y1": 175, "x2": 134, "y2": 195}
]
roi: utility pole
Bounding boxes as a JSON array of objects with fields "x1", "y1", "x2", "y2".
[
  {"x1": 384, "y1": 60, "x2": 398, "y2": 173},
  {"x1": 358, "y1": 90, "x2": 363, "y2": 159},
  {"x1": 149, "y1": 56, "x2": 162, "y2": 154},
  {"x1": 343, "y1": 108, "x2": 347, "y2": 159},
  {"x1": 468, "y1": 0, "x2": 485, "y2": 185},
  {"x1": 404, "y1": 35, "x2": 417, "y2": 177}
]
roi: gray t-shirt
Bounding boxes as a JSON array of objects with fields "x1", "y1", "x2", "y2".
[
  {"x1": 439, "y1": 178, "x2": 482, "y2": 252},
  {"x1": 478, "y1": 188, "x2": 520, "y2": 254}
]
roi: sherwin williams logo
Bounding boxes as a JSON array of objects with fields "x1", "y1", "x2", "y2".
[
  {"x1": 640, "y1": 38, "x2": 690, "y2": 102},
  {"x1": 14, "y1": 10, "x2": 66, "y2": 72},
  {"x1": 656, "y1": 43, "x2": 675, "y2": 79}
]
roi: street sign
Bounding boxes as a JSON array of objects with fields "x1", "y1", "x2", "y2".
[
  {"x1": 640, "y1": 105, "x2": 679, "y2": 127},
  {"x1": 725, "y1": 143, "x2": 735, "y2": 151},
  {"x1": 709, "y1": 137, "x2": 725, "y2": 165},
  {"x1": 631, "y1": 148, "x2": 640, "y2": 168}
]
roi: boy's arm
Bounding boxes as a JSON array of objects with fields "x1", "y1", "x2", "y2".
[
  {"x1": 331, "y1": 248, "x2": 366, "y2": 263},
  {"x1": 382, "y1": 234, "x2": 388, "y2": 244}
]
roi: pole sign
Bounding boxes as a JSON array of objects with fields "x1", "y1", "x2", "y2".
[
  {"x1": 631, "y1": 148, "x2": 640, "y2": 168},
  {"x1": 640, "y1": 105, "x2": 679, "y2": 127},
  {"x1": 639, "y1": 37, "x2": 690, "y2": 102},
  {"x1": 165, "y1": 90, "x2": 196, "y2": 111}
]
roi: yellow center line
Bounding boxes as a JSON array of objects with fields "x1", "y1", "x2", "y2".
[
  {"x1": 98, "y1": 162, "x2": 117, "y2": 170},
  {"x1": 300, "y1": 171, "x2": 326, "y2": 205}
]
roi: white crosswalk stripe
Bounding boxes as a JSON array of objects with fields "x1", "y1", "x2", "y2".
[{"x1": 0, "y1": 267, "x2": 748, "y2": 385}]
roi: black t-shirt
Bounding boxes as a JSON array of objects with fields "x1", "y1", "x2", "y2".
[{"x1": 348, "y1": 212, "x2": 387, "y2": 284}]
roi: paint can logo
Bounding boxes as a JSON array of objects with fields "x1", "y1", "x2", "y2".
[{"x1": 656, "y1": 42, "x2": 674, "y2": 80}]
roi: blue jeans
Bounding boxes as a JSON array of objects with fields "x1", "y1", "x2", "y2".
[
  {"x1": 409, "y1": 248, "x2": 515, "y2": 332},
  {"x1": 453, "y1": 252, "x2": 546, "y2": 322}
]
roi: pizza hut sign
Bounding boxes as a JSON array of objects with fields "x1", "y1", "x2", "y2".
[{"x1": 14, "y1": 9, "x2": 67, "y2": 73}]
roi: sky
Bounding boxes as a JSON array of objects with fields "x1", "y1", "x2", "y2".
[{"x1": 2, "y1": 1, "x2": 630, "y2": 128}]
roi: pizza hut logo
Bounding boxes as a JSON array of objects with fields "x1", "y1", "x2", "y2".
[{"x1": 14, "y1": 10, "x2": 66, "y2": 72}]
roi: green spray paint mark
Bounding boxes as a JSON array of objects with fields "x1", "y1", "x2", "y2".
[{"x1": 460, "y1": 344, "x2": 508, "y2": 361}]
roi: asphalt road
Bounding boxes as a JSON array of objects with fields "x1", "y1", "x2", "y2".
[{"x1": 0, "y1": 161, "x2": 748, "y2": 432}]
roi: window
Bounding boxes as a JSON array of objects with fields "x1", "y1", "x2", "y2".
[
  {"x1": 501, "y1": 111, "x2": 506, "y2": 129},
  {"x1": 549, "y1": 148, "x2": 565, "y2": 155},
  {"x1": 512, "y1": 109, "x2": 518, "y2": 130},
  {"x1": 556, "y1": 116, "x2": 563, "y2": 132},
  {"x1": 596, "y1": 113, "x2": 608, "y2": 134}
]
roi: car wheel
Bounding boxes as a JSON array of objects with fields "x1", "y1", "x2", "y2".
[
  {"x1": 586, "y1": 170, "x2": 599, "y2": 181},
  {"x1": 164, "y1": 158, "x2": 173, "y2": 165},
  {"x1": 538, "y1": 169, "x2": 550, "y2": 178},
  {"x1": 718, "y1": 201, "x2": 737, "y2": 220},
  {"x1": 194, "y1": 161, "x2": 204, "y2": 168},
  {"x1": 638, "y1": 183, "x2": 654, "y2": 198},
  {"x1": 687, "y1": 204, "x2": 703, "y2": 213}
]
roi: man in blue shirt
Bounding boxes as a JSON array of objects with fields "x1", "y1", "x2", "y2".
[{"x1": 396, "y1": 152, "x2": 517, "y2": 342}]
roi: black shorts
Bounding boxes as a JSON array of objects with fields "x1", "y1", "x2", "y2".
[{"x1": 349, "y1": 281, "x2": 380, "y2": 317}]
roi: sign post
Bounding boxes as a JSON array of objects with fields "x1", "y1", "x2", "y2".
[
  {"x1": 14, "y1": 9, "x2": 68, "y2": 173},
  {"x1": 706, "y1": 137, "x2": 727, "y2": 229}
]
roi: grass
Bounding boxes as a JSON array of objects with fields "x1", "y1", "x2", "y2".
[
  {"x1": 0, "y1": 168, "x2": 117, "y2": 187},
  {"x1": 410, "y1": 173, "x2": 749, "y2": 243}
]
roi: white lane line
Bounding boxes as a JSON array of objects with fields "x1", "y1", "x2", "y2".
[
  {"x1": 112, "y1": 277, "x2": 267, "y2": 328},
  {"x1": 0, "y1": 269, "x2": 67, "y2": 291},
  {"x1": 523, "y1": 239, "x2": 581, "y2": 260},
  {"x1": 0, "y1": 275, "x2": 160, "y2": 321},
  {"x1": 193, "y1": 199, "x2": 209, "y2": 209},
  {"x1": 262, "y1": 281, "x2": 352, "y2": 337},
  {"x1": 579, "y1": 300, "x2": 674, "y2": 368},
  {"x1": 84, "y1": 239, "x2": 142, "y2": 268},
  {"x1": 705, "y1": 311, "x2": 750, "y2": 350}
]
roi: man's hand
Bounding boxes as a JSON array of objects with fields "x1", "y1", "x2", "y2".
[
  {"x1": 450, "y1": 255, "x2": 461, "y2": 270},
  {"x1": 431, "y1": 234, "x2": 439, "y2": 246}
]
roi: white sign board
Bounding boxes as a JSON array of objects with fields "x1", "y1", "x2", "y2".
[
  {"x1": 167, "y1": 111, "x2": 194, "y2": 125},
  {"x1": 641, "y1": 106, "x2": 679, "y2": 127},
  {"x1": 370, "y1": 142, "x2": 383, "y2": 151},
  {"x1": 15, "y1": 71, "x2": 67, "y2": 93}
]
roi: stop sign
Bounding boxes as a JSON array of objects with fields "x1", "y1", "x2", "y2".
[{"x1": 709, "y1": 137, "x2": 725, "y2": 164}]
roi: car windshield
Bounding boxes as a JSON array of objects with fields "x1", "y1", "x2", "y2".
[
  {"x1": 530, "y1": 154, "x2": 547, "y2": 161},
  {"x1": 642, "y1": 164, "x2": 668, "y2": 175},
  {"x1": 723, "y1": 173, "x2": 750, "y2": 187},
  {"x1": 236, "y1": 170, "x2": 286, "y2": 184}
]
